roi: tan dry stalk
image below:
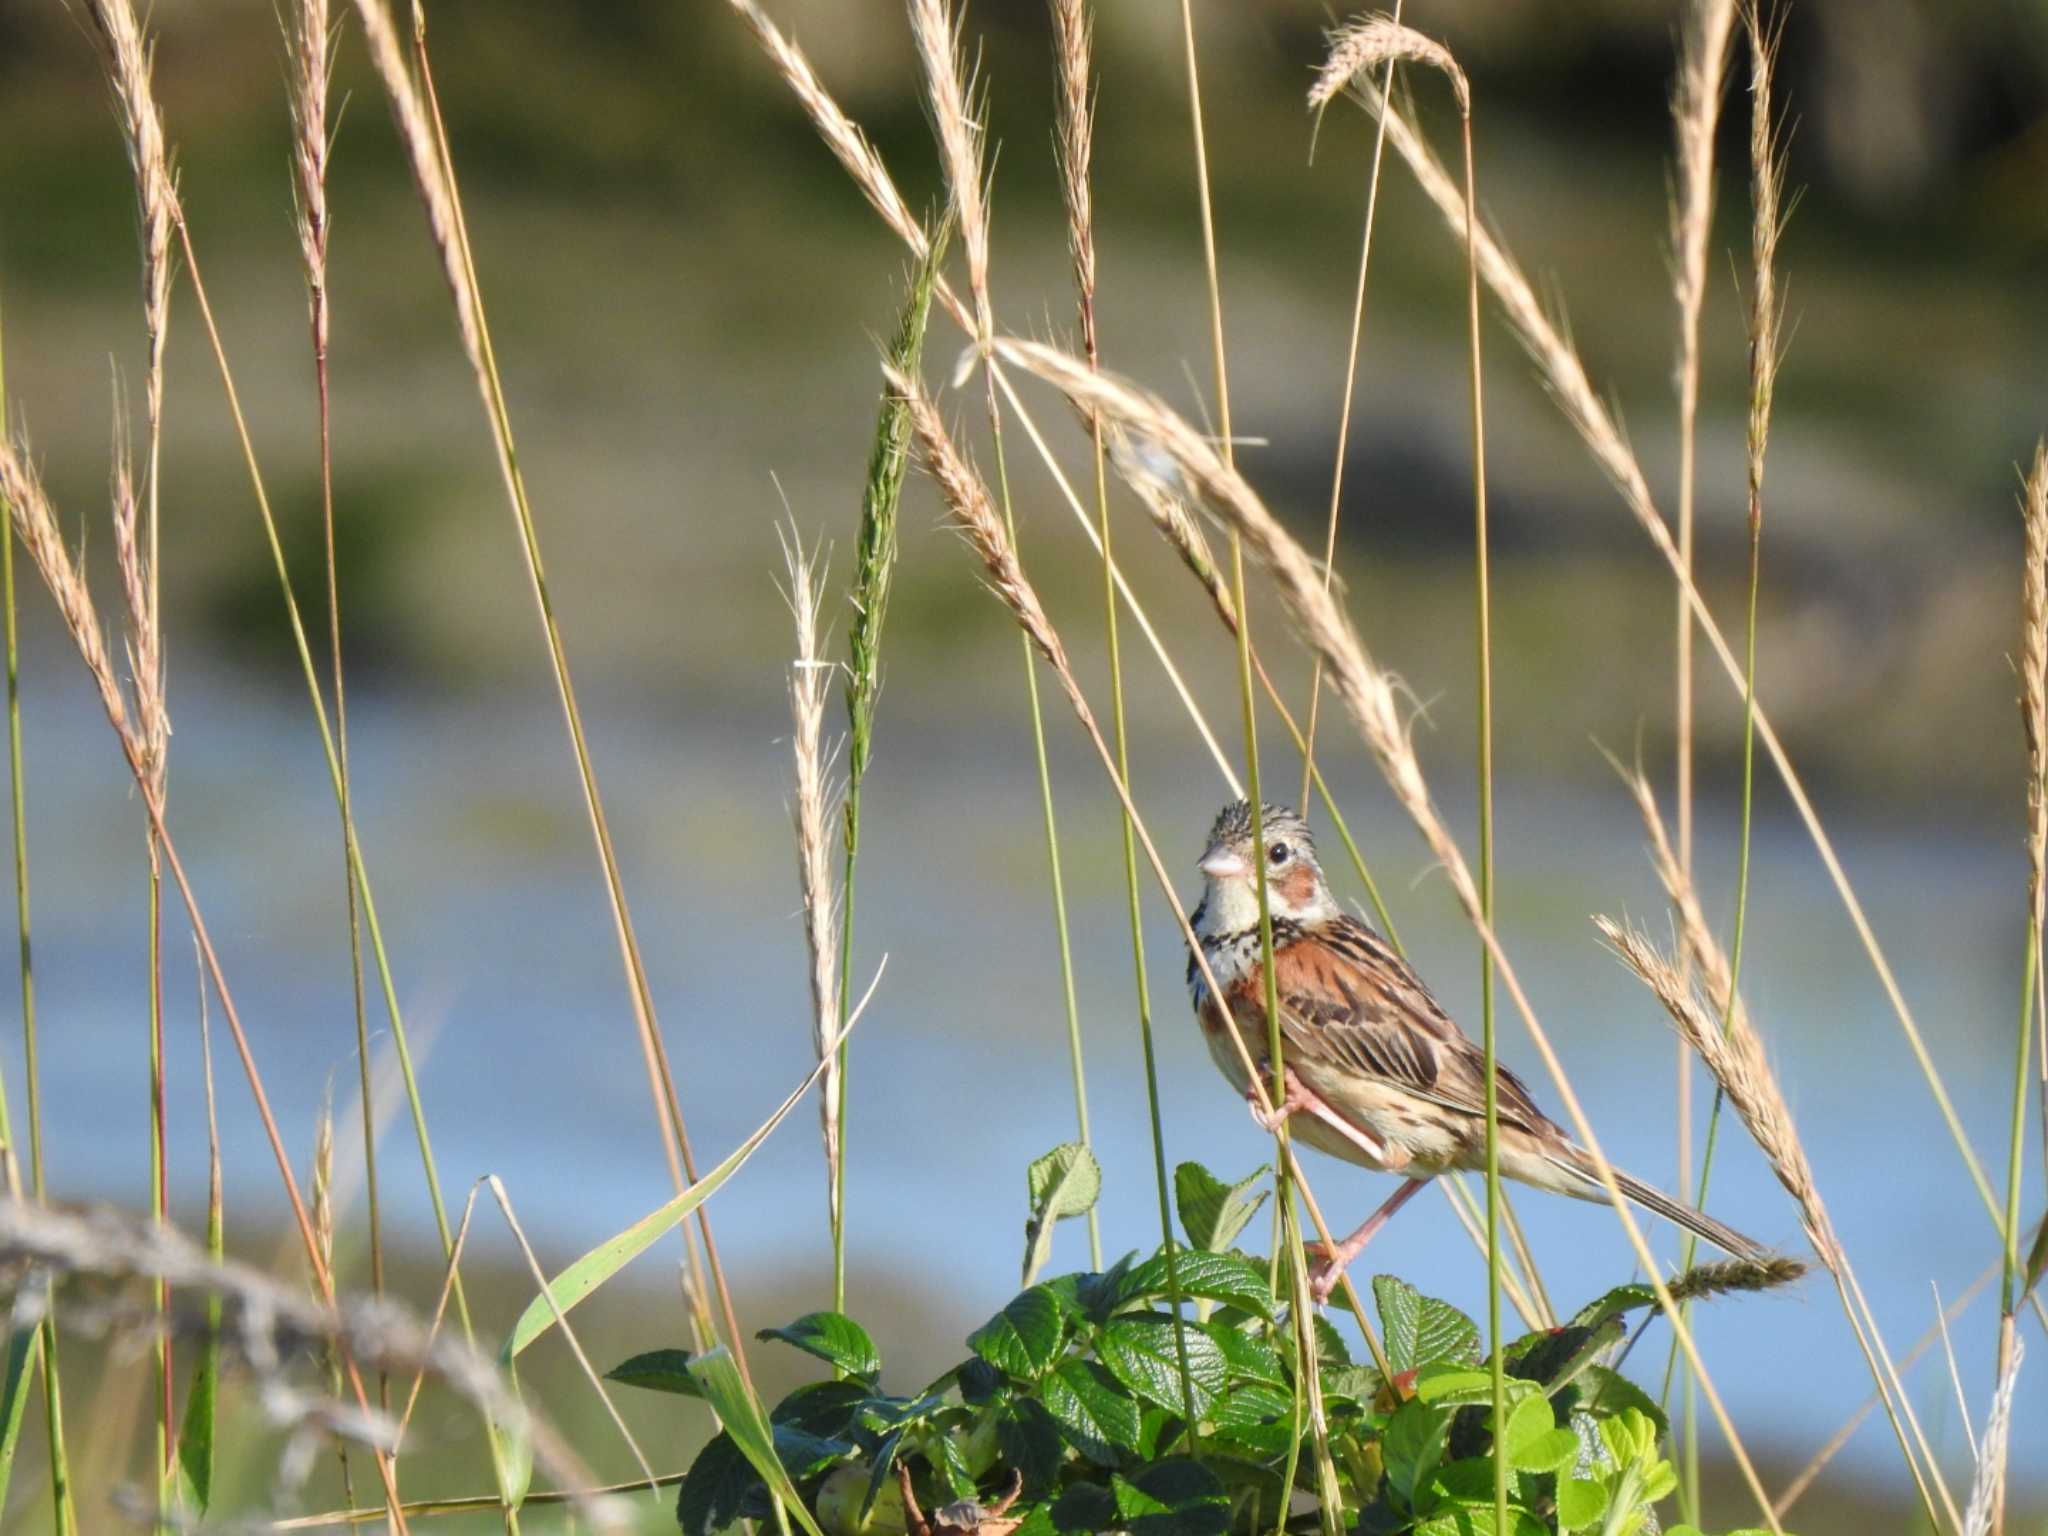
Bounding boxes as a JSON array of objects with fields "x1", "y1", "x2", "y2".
[
  {"x1": 1050, "y1": 0, "x2": 1095, "y2": 362},
  {"x1": 353, "y1": 0, "x2": 750, "y2": 1384},
  {"x1": 2023, "y1": 440, "x2": 2048, "y2": 1179},
  {"x1": 110, "y1": 455, "x2": 166, "y2": 797},
  {"x1": 289, "y1": 0, "x2": 334, "y2": 354},
  {"x1": 1598, "y1": 917, "x2": 1958, "y2": 1529},
  {"x1": 1616, "y1": 762, "x2": 1748, "y2": 1036},
  {"x1": 1297, "y1": 2, "x2": 1406, "y2": 817},
  {"x1": 908, "y1": 0, "x2": 991, "y2": 340},
  {"x1": 1358, "y1": 86, "x2": 2005, "y2": 1229},
  {"x1": 1598, "y1": 920, "x2": 1828, "y2": 1262},
  {"x1": 1668, "y1": 0, "x2": 1737, "y2": 859},
  {"x1": 781, "y1": 527, "x2": 843, "y2": 1230},
  {"x1": 1744, "y1": 0, "x2": 1788, "y2": 541},
  {"x1": 890, "y1": 364, "x2": 1395, "y2": 1378},
  {"x1": 0, "y1": 437, "x2": 411, "y2": 1529},
  {"x1": 313, "y1": 1099, "x2": 336, "y2": 1285},
  {"x1": 990, "y1": 333, "x2": 1785, "y2": 1531},
  {"x1": 1309, "y1": 13, "x2": 1466, "y2": 117}
]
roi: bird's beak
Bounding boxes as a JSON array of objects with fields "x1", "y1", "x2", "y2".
[{"x1": 1199, "y1": 846, "x2": 1248, "y2": 880}]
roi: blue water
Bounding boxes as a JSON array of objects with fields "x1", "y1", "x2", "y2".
[{"x1": 7, "y1": 663, "x2": 2040, "y2": 1507}]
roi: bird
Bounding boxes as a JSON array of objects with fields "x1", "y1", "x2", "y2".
[{"x1": 1186, "y1": 798, "x2": 1770, "y2": 1302}]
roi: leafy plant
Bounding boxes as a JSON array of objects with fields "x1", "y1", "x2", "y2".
[{"x1": 611, "y1": 1158, "x2": 1793, "y2": 1536}]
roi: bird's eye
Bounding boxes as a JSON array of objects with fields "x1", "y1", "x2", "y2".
[{"x1": 1268, "y1": 841, "x2": 1290, "y2": 865}]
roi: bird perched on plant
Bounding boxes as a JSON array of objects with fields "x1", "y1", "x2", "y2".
[{"x1": 1187, "y1": 799, "x2": 1769, "y2": 1302}]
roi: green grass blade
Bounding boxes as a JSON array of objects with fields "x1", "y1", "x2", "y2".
[
  {"x1": 503, "y1": 1028, "x2": 854, "y2": 1362},
  {"x1": 0, "y1": 1326, "x2": 39, "y2": 1512},
  {"x1": 686, "y1": 1349, "x2": 826, "y2": 1536}
]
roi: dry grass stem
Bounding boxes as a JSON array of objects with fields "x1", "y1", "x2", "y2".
[
  {"x1": 780, "y1": 525, "x2": 843, "y2": 1227},
  {"x1": 1597, "y1": 918, "x2": 1829, "y2": 1264},
  {"x1": 1616, "y1": 762, "x2": 1747, "y2": 1035},
  {"x1": 2022, "y1": 443, "x2": 2047, "y2": 909},
  {"x1": 1356, "y1": 87, "x2": 2004, "y2": 1230},
  {"x1": 110, "y1": 450, "x2": 166, "y2": 797},
  {"x1": 907, "y1": 0, "x2": 992, "y2": 339},
  {"x1": 990, "y1": 332, "x2": 1783, "y2": 1529},
  {"x1": 1050, "y1": 0, "x2": 1095, "y2": 361},
  {"x1": 1962, "y1": 1336, "x2": 2024, "y2": 1536},
  {"x1": 1743, "y1": 0, "x2": 1789, "y2": 538},
  {"x1": 289, "y1": 0, "x2": 335, "y2": 345},
  {"x1": 1310, "y1": 13, "x2": 1466, "y2": 118}
]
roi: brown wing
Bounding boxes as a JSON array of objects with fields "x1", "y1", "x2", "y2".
[{"x1": 1249, "y1": 915, "x2": 1560, "y2": 1140}]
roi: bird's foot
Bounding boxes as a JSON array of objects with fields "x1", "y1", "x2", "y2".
[{"x1": 1247, "y1": 1069, "x2": 1313, "y2": 1134}]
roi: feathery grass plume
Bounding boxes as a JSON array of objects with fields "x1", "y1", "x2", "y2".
[
  {"x1": 2027, "y1": 440, "x2": 2048, "y2": 1184},
  {"x1": 353, "y1": 0, "x2": 751, "y2": 1390},
  {"x1": 1310, "y1": 13, "x2": 1466, "y2": 116},
  {"x1": 1666, "y1": 1253, "x2": 1807, "y2": 1305},
  {"x1": 829, "y1": 241, "x2": 942, "y2": 1307},
  {"x1": 994, "y1": 334, "x2": 1795, "y2": 1530},
  {"x1": 1596, "y1": 916, "x2": 1958, "y2": 1528},
  {"x1": 1, "y1": 433, "x2": 414, "y2": 1526},
  {"x1": 109, "y1": 452, "x2": 166, "y2": 809},
  {"x1": 288, "y1": 0, "x2": 334, "y2": 348},
  {"x1": 907, "y1": 0, "x2": 991, "y2": 339},
  {"x1": 780, "y1": 526, "x2": 842, "y2": 1235},
  {"x1": 1616, "y1": 762, "x2": 1747, "y2": 1034},
  {"x1": 1962, "y1": 1336, "x2": 2024, "y2": 1536},
  {"x1": 1354, "y1": 85, "x2": 2008, "y2": 1243},
  {"x1": 1050, "y1": 0, "x2": 1096, "y2": 362},
  {"x1": 1744, "y1": 2, "x2": 1790, "y2": 544},
  {"x1": 1598, "y1": 919, "x2": 1830, "y2": 1264}
]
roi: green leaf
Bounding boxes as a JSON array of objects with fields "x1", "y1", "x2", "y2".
[
  {"x1": 1556, "y1": 1476, "x2": 1609, "y2": 1530},
  {"x1": 775, "y1": 1425, "x2": 857, "y2": 1481},
  {"x1": 1412, "y1": 1505, "x2": 1548, "y2": 1536},
  {"x1": 1174, "y1": 1162, "x2": 1270, "y2": 1253},
  {"x1": 1567, "y1": 1283, "x2": 1659, "y2": 1330},
  {"x1": 1571, "y1": 1367, "x2": 1668, "y2": 1437},
  {"x1": 1041, "y1": 1357, "x2": 1143, "y2": 1460},
  {"x1": 969, "y1": 1287, "x2": 1066, "y2": 1379},
  {"x1": 1381, "y1": 1397, "x2": 1452, "y2": 1513},
  {"x1": 1374, "y1": 1274, "x2": 1481, "y2": 1373},
  {"x1": 1495, "y1": 1393, "x2": 1567, "y2": 1471},
  {"x1": 688, "y1": 1348, "x2": 828, "y2": 1536},
  {"x1": 606, "y1": 1347, "x2": 704, "y2": 1397},
  {"x1": 1024, "y1": 1144, "x2": 1102, "y2": 1286},
  {"x1": 0, "y1": 1328, "x2": 40, "y2": 1515},
  {"x1": 1121, "y1": 1250, "x2": 1275, "y2": 1321},
  {"x1": 2022, "y1": 1214, "x2": 2048, "y2": 1306},
  {"x1": 997, "y1": 1396, "x2": 1066, "y2": 1497},
  {"x1": 677, "y1": 1432, "x2": 761, "y2": 1536},
  {"x1": 1097, "y1": 1314, "x2": 1228, "y2": 1416},
  {"x1": 772, "y1": 1380, "x2": 872, "y2": 1438},
  {"x1": 1207, "y1": 1383, "x2": 1297, "y2": 1456},
  {"x1": 1205, "y1": 1321, "x2": 1285, "y2": 1388},
  {"x1": 759, "y1": 1313, "x2": 881, "y2": 1381},
  {"x1": 505, "y1": 1048, "x2": 844, "y2": 1363},
  {"x1": 1113, "y1": 1459, "x2": 1230, "y2": 1536},
  {"x1": 1050, "y1": 1480, "x2": 1118, "y2": 1533}
]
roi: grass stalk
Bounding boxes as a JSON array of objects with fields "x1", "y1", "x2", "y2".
[
  {"x1": 352, "y1": 0, "x2": 750, "y2": 1391},
  {"x1": 1051, "y1": 0, "x2": 1110, "y2": 1272},
  {"x1": 2000, "y1": 438, "x2": 2048, "y2": 1535},
  {"x1": 831, "y1": 242, "x2": 940, "y2": 1307},
  {"x1": 288, "y1": 0, "x2": 386, "y2": 1400},
  {"x1": 0, "y1": 292, "x2": 75, "y2": 1536},
  {"x1": 1299, "y1": 0, "x2": 1400, "y2": 817},
  {"x1": 1362, "y1": 90, "x2": 2021, "y2": 1256},
  {"x1": 0, "y1": 437, "x2": 413, "y2": 1530}
]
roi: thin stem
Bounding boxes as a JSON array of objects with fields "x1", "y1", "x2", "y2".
[
  {"x1": 1299, "y1": 0, "x2": 1401, "y2": 816},
  {"x1": 1455, "y1": 108, "x2": 1506, "y2": 1536}
]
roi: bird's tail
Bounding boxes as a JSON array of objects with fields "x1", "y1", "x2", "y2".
[{"x1": 1548, "y1": 1150, "x2": 1768, "y2": 1262}]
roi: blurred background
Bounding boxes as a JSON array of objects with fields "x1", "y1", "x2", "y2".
[{"x1": 0, "y1": 0, "x2": 2045, "y2": 1528}]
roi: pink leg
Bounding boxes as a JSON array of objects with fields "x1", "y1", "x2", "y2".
[
  {"x1": 1248, "y1": 1068, "x2": 1397, "y2": 1166},
  {"x1": 1308, "y1": 1179, "x2": 1428, "y2": 1304}
]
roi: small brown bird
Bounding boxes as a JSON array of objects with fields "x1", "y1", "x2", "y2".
[{"x1": 1187, "y1": 799, "x2": 1767, "y2": 1301}]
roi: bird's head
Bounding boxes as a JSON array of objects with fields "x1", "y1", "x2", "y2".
[{"x1": 1196, "y1": 800, "x2": 1336, "y2": 931}]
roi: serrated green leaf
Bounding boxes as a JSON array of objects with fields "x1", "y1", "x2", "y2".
[
  {"x1": 1205, "y1": 1321, "x2": 1285, "y2": 1388},
  {"x1": 969, "y1": 1287, "x2": 1066, "y2": 1379},
  {"x1": 1413, "y1": 1503, "x2": 1548, "y2": 1535},
  {"x1": 1113, "y1": 1459, "x2": 1230, "y2": 1536},
  {"x1": 1567, "y1": 1284, "x2": 1659, "y2": 1330},
  {"x1": 759, "y1": 1313, "x2": 881, "y2": 1381},
  {"x1": 1025, "y1": 1144, "x2": 1103, "y2": 1287},
  {"x1": 1207, "y1": 1383, "x2": 1297, "y2": 1456},
  {"x1": 606, "y1": 1346, "x2": 704, "y2": 1397},
  {"x1": 505, "y1": 1049, "x2": 843, "y2": 1363},
  {"x1": 771, "y1": 1379, "x2": 872, "y2": 1438},
  {"x1": 1495, "y1": 1393, "x2": 1558, "y2": 1468},
  {"x1": 1514, "y1": 1427, "x2": 1581, "y2": 1475},
  {"x1": 1041, "y1": 1357, "x2": 1143, "y2": 1460},
  {"x1": 998, "y1": 1396, "x2": 1065, "y2": 1497},
  {"x1": 1173, "y1": 1162, "x2": 1270, "y2": 1253},
  {"x1": 1097, "y1": 1313, "x2": 1228, "y2": 1416},
  {"x1": 1374, "y1": 1274, "x2": 1481, "y2": 1373},
  {"x1": 1381, "y1": 1397, "x2": 1452, "y2": 1513},
  {"x1": 1572, "y1": 1367, "x2": 1668, "y2": 1437},
  {"x1": 1557, "y1": 1476, "x2": 1609, "y2": 1530},
  {"x1": 1121, "y1": 1250, "x2": 1276, "y2": 1320},
  {"x1": 677, "y1": 1432, "x2": 759, "y2": 1536},
  {"x1": 1051, "y1": 1480, "x2": 1118, "y2": 1532},
  {"x1": 688, "y1": 1348, "x2": 827, "y2": 1536}
]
